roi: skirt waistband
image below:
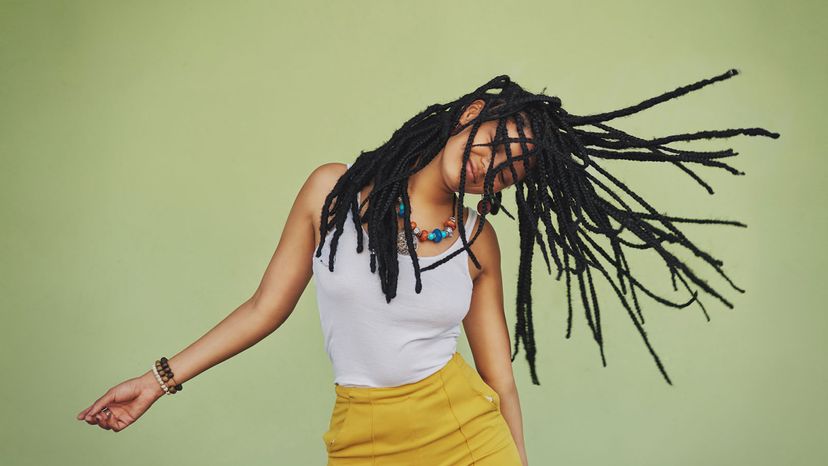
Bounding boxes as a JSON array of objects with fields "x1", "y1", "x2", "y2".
[{"x1": 334, "y1": 352, "x2": 466, "y2": 402}]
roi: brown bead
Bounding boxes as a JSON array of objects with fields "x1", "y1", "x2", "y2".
[
  {"x1": 445, "y1": 219, "x2": 456, "y2": 229},
  {"x1": 476, "y1": 199, "x2": 491, "y2": 215},
  {"x1": 418, "y1": 230, "x2": 429, "y2": 242},
  {"x1": 410, "y1": 221, "x2": 417, "y2": 229}
]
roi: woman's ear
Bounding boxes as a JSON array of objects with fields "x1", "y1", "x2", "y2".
[{"x1": 457, "y1": 99, "x2": 487, "y2": 125}]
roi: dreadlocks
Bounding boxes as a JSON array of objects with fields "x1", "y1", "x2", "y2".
[{"x1": 314, "y1": 69, "x2": 780, "y2": 386}]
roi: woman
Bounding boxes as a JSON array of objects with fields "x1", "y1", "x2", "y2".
[{"x1": 76, "y1": 70, "x2": 778, "y2": 466}]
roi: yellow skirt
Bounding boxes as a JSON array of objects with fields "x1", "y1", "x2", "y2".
[{"x1": 322, "y1": 351, "x2": 522, "y2": 465}]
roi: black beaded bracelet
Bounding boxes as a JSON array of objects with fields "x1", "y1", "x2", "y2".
[{"x1": 152, "y1": 356, "x2": 183, "y2": 395}]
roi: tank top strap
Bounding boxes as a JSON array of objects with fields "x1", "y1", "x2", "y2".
[{"x1": 463, "y1": 204, "x2": 477, "y2": 232}]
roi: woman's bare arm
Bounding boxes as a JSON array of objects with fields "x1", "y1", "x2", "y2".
[
  {"x1": 78, "y1": 163, "x2": 343, "y2": 430},
  {"x1": 153, "y1": 163, "x2": 342, "y2": 386},
  {"x1": 463, "y1": 220, "x2": 529, "y2": 466}
]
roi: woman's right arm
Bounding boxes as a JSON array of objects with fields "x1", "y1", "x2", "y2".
[{"x1": 76, "y1": 163, "x2": 344, "y2": 431}]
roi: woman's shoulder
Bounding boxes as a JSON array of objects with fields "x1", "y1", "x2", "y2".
[
  {"x1": 303, "y1": 162, "x2": 349, "y2": 200},
  {"x1": 308, "y1": 161, "x2": 348, "y2": 185},
  {"x1": 301, "y1": 162, "x2": 351, "y2": 233},
  {"x1": 464, "y1": 209, "x2": 501, "y2": 281}
]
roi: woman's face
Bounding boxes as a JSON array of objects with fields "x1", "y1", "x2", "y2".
[{"x1": 441, "y1": 100, "x2": 537, "y2": 194}]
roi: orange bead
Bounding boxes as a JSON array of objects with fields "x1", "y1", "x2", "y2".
[
  {"x1": 445, "y1": 219, "x2": 456, "y2": 229},
  {"x1": 418, "y1": 230, "x2": 429, "y2": 241},
  {"x1": 410, "y1": 221, "x2": 417, "y2": 229}
]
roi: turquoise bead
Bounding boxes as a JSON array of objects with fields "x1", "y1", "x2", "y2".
[{"x1": 427, "y1": 232, "x2": 435, "y2": 241}]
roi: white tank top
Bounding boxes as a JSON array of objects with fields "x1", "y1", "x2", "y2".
[{"x1": 312, "y1": 162, "x2": 478, "y2": 387}]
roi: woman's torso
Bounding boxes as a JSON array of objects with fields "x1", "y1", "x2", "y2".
[{"x1": 311, "y1": 162, "x2": 479, "y2": 387}]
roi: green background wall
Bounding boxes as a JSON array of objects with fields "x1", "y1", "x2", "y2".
[{"x1": 1, "y1": 1, "x2": 822, "y2": 465}]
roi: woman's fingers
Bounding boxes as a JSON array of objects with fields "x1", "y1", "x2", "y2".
[
  {"x1": 84, "y1": 389, "x2": 115, "y2": 422},
  {"x1": 112, "y1": 415, "x2": 128, "y2": 432},
  {"x1": 81, "y1": 399, "x2": 129, "y2": 431},
  {"x1": 97, "y1": 411, "x2": 112, "y2": 430},
  {"x1": 77, "y1": 404, "x2": 95, "y2": 420},
  {"x1": 77, "y1": 378, "x2": 149, "y2": 431},
  {"x1": 104, "y1": 406, "x2": 126, "y2": 432}
]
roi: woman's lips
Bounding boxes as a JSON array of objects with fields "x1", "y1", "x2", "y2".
[{"x1": 465, "y1": 160, "x2": 477, "y2": 183}]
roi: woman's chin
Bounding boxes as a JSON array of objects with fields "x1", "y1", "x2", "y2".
[{"x1": 454, "y1": 181, "x2": 484, "y2": 194}]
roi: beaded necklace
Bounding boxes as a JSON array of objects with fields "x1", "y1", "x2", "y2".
[{"x1": 395, "y1": 194, "x2": 458, "y2": 256}]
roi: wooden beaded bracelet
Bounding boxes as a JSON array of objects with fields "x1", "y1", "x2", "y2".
[
  {"x1": 152, "y1": 356, "x2": 183, "y2": 395},
  {"x1": 157, "y1": 357, "x2": 183, "y2": 394}
]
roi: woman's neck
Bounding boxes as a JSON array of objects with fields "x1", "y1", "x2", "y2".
[{"x1": 406, "y1": 151, "x2": 456, "y2": 215}]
